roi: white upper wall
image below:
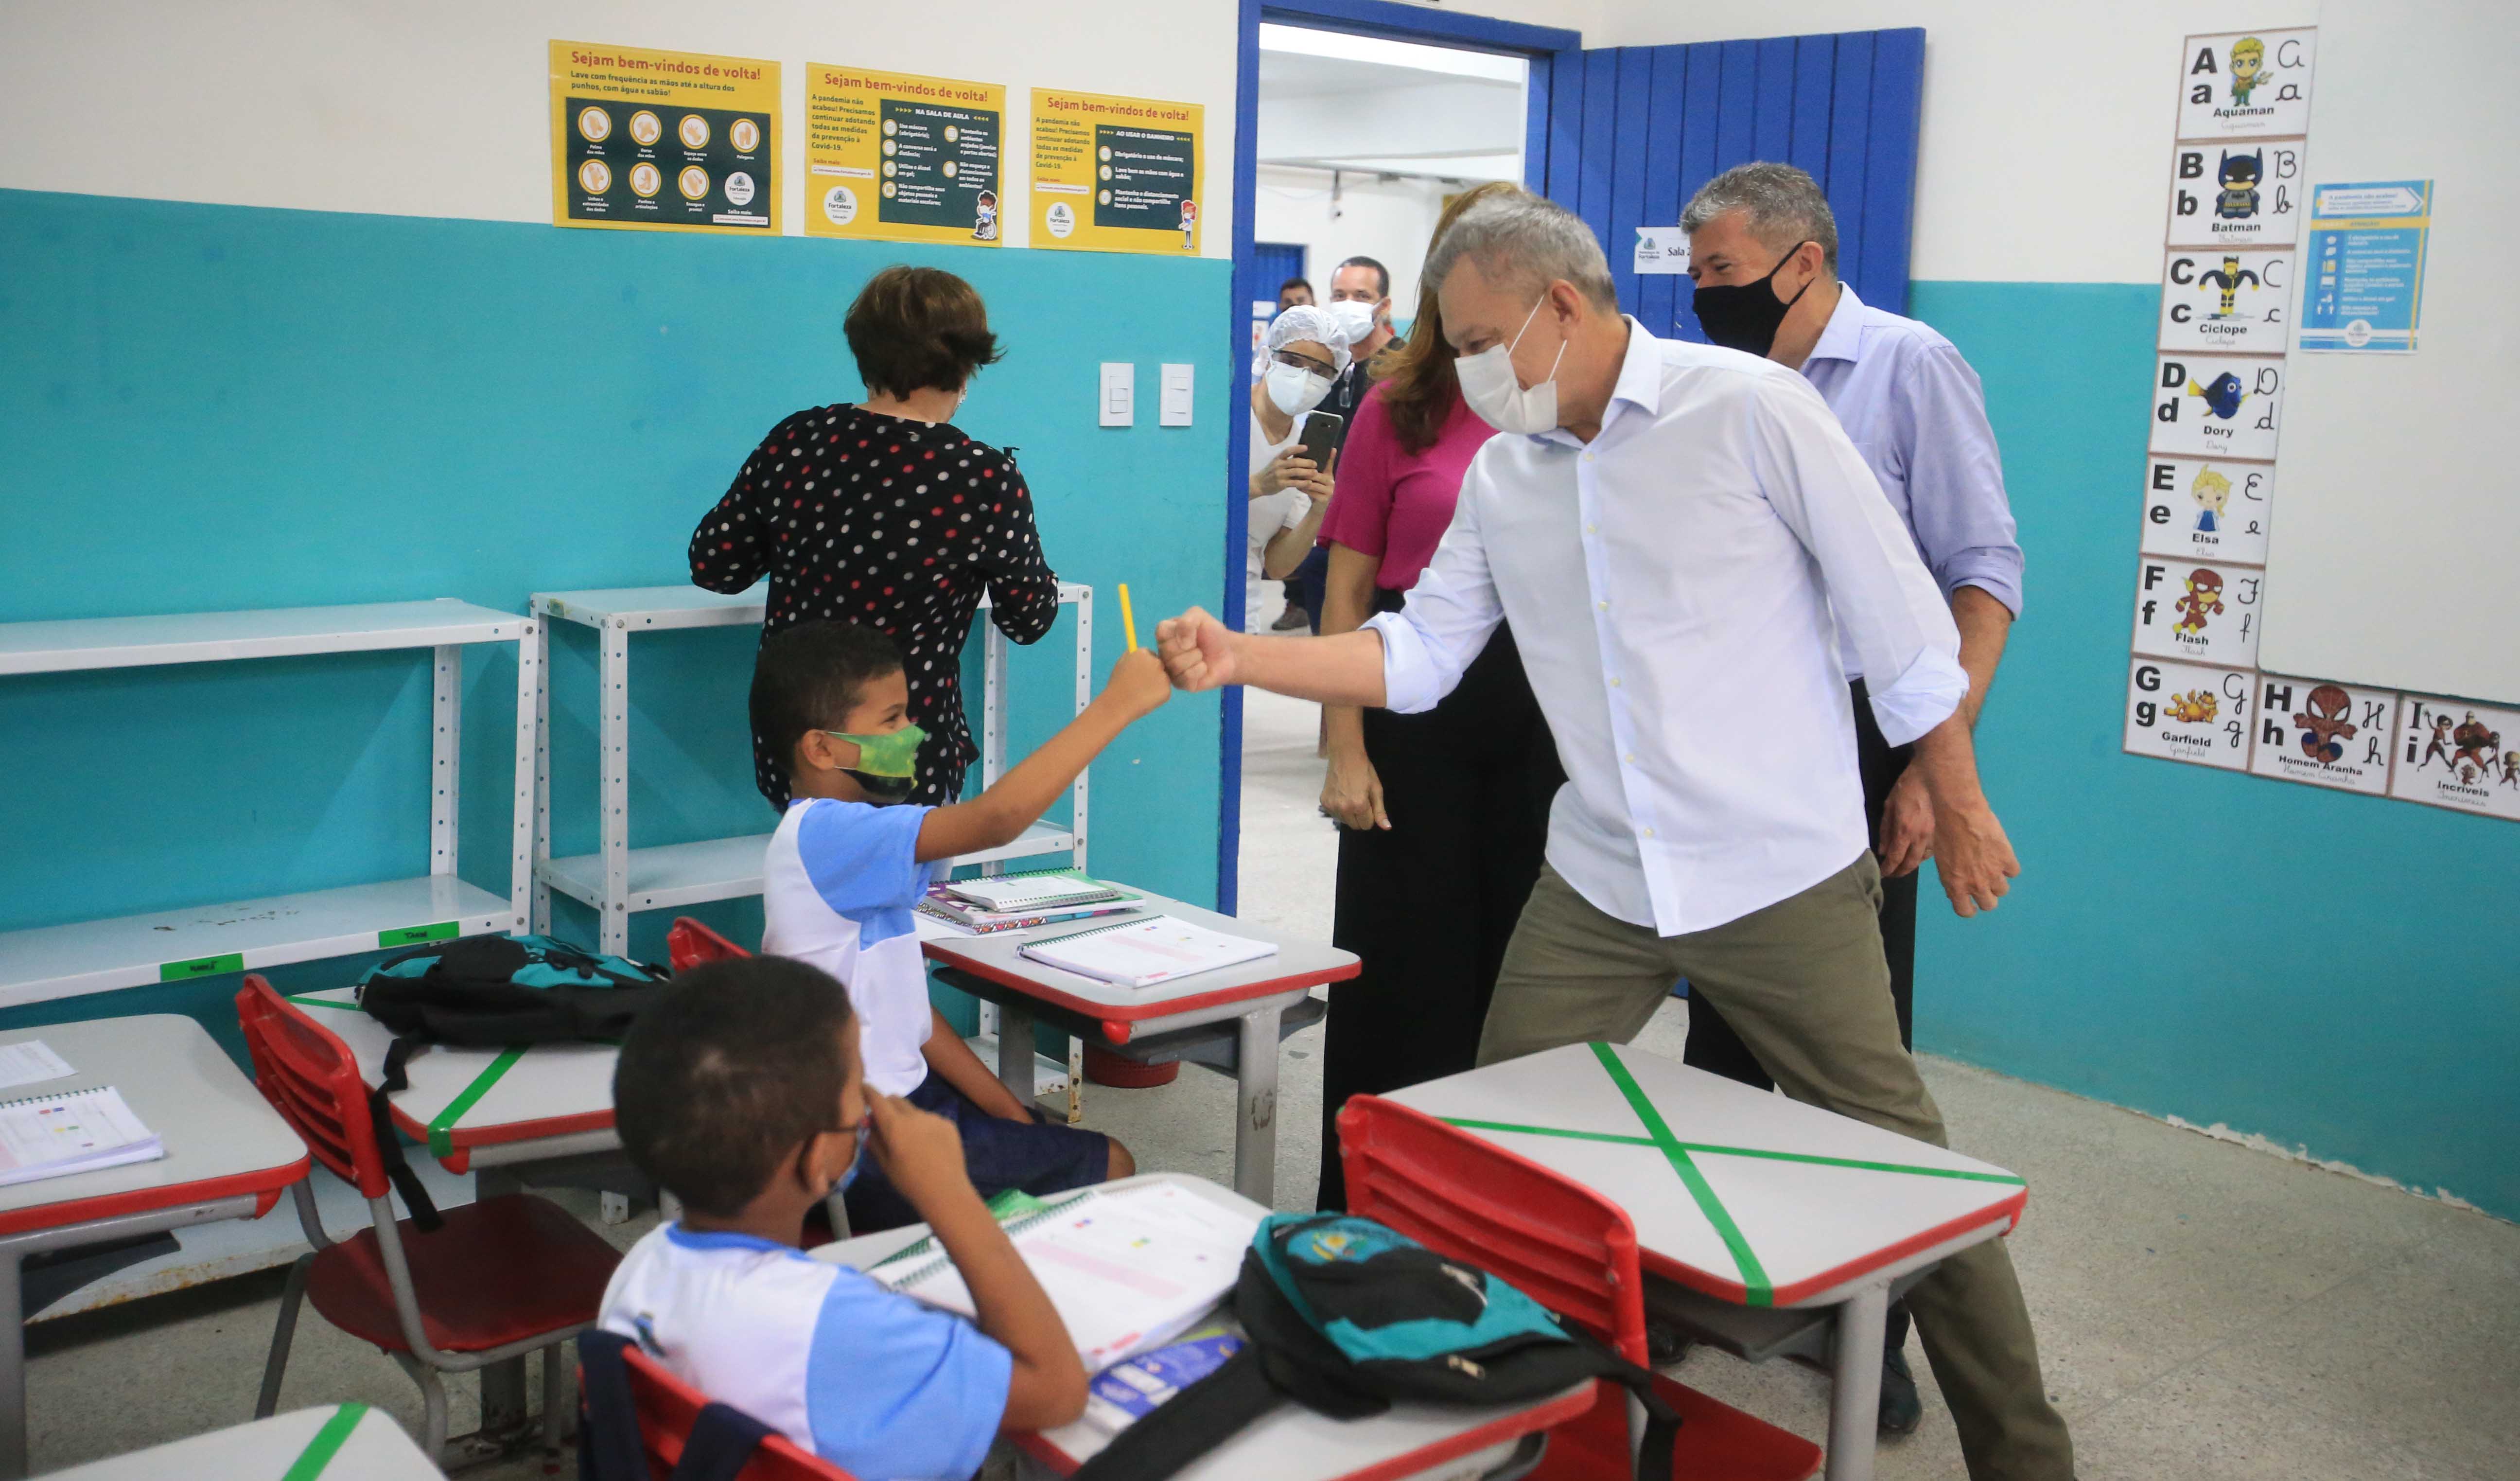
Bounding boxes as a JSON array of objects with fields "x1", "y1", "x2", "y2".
[
  {"x1": 1253, "y1": 167, "x2": 1464, "y2": 315},
  {"x1": 0, "y1": 0, "x2": 1239, "y2": 255},
  {"x1": 1591, "y1": 0, "x2": 2321, "y2": 282}
]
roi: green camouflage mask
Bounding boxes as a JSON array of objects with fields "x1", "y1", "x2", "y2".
[{"x1": 822, "y1": 723, "x2": 925, "y2": 803}]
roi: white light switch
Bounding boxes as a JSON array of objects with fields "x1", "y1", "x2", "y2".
[
  {"x1": 1099, "y1": 362, "x2": 1135, "y2": 426},
  {"x1": 1159, "y1": 363, "x2": 1194, "y2": 426}
]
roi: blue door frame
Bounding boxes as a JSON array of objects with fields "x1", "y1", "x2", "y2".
[{"x1": 1222, "y1": 0, "x2": 1579, "y2": 913}]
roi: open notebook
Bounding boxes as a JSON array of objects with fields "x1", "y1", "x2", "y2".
[
  {"x1": 0, "y1": 1086, "x2": 164, "y2": 1188},
  {"x1": 871, "y1": 1182, "x2": 1259, "y2": 1371},
  {"x1": 1016, "y1": 915, "x2": 1278, "y2": 988}
]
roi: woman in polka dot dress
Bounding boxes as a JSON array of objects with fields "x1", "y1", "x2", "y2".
[{"x1": 690, "y1": 265, "x2": 1060, "y2": 810}]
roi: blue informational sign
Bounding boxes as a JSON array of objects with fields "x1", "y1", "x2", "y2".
[{"x1": 2299, "y1": 179, "x2": 2432, "y2": 352}]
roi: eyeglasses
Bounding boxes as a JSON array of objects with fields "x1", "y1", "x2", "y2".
[{"x1": 1271, "y1": 350, "x2": 1335, "y2": 378}]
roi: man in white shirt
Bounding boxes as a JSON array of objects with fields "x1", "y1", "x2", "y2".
[{"x1": 1157, "y1": 191, "x2": 2071, "y2": 1479}]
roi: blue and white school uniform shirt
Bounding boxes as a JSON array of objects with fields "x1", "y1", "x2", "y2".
[
  {"x1": 763, "y1": 797, "x2": 941, "y2": 1097},
  {"x1": 600, "y1": 1224, "x2": 1010, "y2": 1481}
]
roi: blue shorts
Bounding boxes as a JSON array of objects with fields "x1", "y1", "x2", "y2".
[{"x1": 842, "y1": 1072, "x2": 1112, "y2": 1232}]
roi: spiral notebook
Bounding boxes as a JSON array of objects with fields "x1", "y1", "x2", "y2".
[
  {"x1": 0, "y1": 1086, "x2": 164, "y2": 1188},
  {"x1": 1016, "y1": 915, "x2": 1278, "y2": 988},
  {"x1": 871, "y1": 1182, "x2": 1258, "y2": 1370},
  {"x1": 942, "y1": 868, "x2": 1129, "y2": 915}
]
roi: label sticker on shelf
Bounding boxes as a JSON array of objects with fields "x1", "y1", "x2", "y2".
[
  {"x1": 379, "y1": 921, "x2": 460, "y2": 948},
  {"x1": 160, "y1": 952, "x2": 245, "y2": 982}
]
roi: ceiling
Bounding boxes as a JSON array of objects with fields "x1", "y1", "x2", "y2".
[{"x1": 1256, "y1": 23, "x2": 1525, "y2": 183}]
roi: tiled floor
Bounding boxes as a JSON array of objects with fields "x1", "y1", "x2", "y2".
[{"x1": 18, "y1": 683, "x2": 2518, "y2": 1479}]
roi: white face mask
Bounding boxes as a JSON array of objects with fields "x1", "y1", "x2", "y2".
[
  {"x1": 1327, "y1": 299, "x2": 1378, "y2": 342},
  {"x1": 1454, "y1": 295, "x2": 1565, "y2": 436},
  {"x1": 1265, "y1": 361, "x2": 1334, "y2": 416}
]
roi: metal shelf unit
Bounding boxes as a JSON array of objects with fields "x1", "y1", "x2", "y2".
[
  {"x1": 0, "y1": 600, "x2": 538, "y2": 1008},
  {"x1": 527, "y1": 582, "x2": 1095, "y2": 954}
]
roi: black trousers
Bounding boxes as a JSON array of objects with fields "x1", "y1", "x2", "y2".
[
  {"x1": 1316, "y1": 617, "x2": 1562, "y2": 1211},
  {"x1": 1683, "y1": 677, "x2": 1918, "y2": 1349}
]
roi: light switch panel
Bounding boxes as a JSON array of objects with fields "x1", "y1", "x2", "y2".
[
  {"x1": 1099, "y1": 362, "x2": 1135, "y2": 427},
  {"x1": 1159, "y1": 363, "x2": 1194, "y2": 426}
]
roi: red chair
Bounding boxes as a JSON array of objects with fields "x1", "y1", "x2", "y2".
[
  {"x1": 1340, "y1": 1096, "x2": 1822, "y2": 1481},
  {"x1": 594, "y1": 1340, "x2": 856, "y2": 1481},
  {"x1": 237, "y1": 975, "x2": 625, "y2": 1460},
  {"x1": 668, "y1": 917, "x2": 752, "y2": 970}
]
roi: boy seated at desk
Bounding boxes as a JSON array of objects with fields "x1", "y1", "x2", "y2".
[
  {"x1": 753, "y1": 619, "x2": 1167, "y2": 1230},
  {"x1": 604, "y1": 957, "x2": 1089, "y2": 1478}
]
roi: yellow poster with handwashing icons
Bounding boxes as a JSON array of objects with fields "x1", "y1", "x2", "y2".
[{"x1": 550, "y1": 40, "x2": 779, "y2": 234}]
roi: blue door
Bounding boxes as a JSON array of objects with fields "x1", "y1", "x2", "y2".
[{"x1": 1242, "y1": 240, "x2": 1310, "y2": 364}]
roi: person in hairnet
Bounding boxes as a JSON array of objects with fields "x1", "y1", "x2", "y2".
[{"x1": 1243, "y1": 304, "x2": 1351, "y2": 633}]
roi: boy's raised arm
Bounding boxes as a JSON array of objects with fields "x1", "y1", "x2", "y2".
[
  {"x1": 915, "y1": 650, "x2": 1171, "y2": 863},
  {"x1": 867, "y1": 1091, "x2": 1088, "y2": 1430}
]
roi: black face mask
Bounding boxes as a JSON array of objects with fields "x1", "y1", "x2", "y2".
[
  {"x1": 844, "y1": 771, "x2": 917, "y2": 805},
  {"x1": 1690, "y1": 241, "x2": 1816, "y2": 357}
]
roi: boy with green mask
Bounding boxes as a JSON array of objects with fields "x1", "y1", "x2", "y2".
[{"x1": 753, "y1": 620, "x2": 1172, "y2": 1230}]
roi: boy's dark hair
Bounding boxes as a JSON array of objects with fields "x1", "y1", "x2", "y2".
[
  {"x1": 751, "y1": 621, "x2": 906, "y2": 771},
  {"x1": 613, "y1": 956, "x2": 855, "y2": 1218},
  {"x1": 845, "y1": 264, "x2": 1005, "y2": 398}
]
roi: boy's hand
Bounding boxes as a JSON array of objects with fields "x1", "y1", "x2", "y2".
[
  {"x1": 1100, "y1": 649, "x2": 1172, "y2": 719},
  {"x1": 1156, "y1": 608, "x2": 1239, "y2": 691},
  {"x1": 867, "y1": 1091, "x2": 974, "y2": 1211}
]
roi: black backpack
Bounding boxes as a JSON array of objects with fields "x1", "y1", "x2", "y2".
[
  {"x1": 358, "y1": 934, "x2": 668, "y2": 1230},
  {"x1": 578, "y1": 1330, "x2": 772, "y2": 1481},
  {"x1": 1073, "y1": 1213, "x2": 1680, "y2": 1481}
]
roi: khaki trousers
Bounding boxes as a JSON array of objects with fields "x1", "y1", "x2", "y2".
[{"x1": 1480, "y1": 856, "x2": 2075, "y2": 1481}]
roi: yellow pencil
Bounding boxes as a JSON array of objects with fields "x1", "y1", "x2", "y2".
[{"x1": 1118, "y1": 582, "x2": 1139, "y2": 652}]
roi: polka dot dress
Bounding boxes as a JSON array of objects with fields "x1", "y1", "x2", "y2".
[{"x1": 689, "y1": 403, "x2": 1060, "y2": 811}]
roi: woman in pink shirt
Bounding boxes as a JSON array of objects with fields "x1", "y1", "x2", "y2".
[{"x1": 1312, "y1": 183, "x2": 1563, "y2": 1212}]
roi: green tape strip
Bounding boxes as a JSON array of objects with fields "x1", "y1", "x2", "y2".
[
  {"x1": 1589, "y1": 1041, "x2": 1774, "y2": 1305},
  {"x1": 279, "y1": 1401, "x2": 368, "y2": 1481},
  {"x1": 428, "y1": 1047, "x2": 526, "y2": 1158},
  {"x1": 378, "y1": 920, "x2": 458, "y2": 948},
  {"x1": 159, "y1": 952, "x2": 244, "y2": 983},
  {"x1": 1441, "y1": 1117, "x2": 2025, "y2": 1185},
  {"x1": 284, "y1": 994, "x2": 365, "y2": 1014}
]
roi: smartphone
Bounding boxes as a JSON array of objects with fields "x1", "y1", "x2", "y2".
[{"x1": 1293, "y1": 412, "x2": 1346, "y2": 472}]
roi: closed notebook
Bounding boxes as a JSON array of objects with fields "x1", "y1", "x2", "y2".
[
  {"x1": 1016, "y1": 916, "x2": 1278, "y2": 988},
  {"x1": 942, "y1": 868, "x2": 1129, "y2": 914},
  {"x1": 0, "y1": 1086, "x2": 165, "y2": 1188},
  {"x1": 873, "y1": 1182, "x2": 1258, "y2": 1371}
]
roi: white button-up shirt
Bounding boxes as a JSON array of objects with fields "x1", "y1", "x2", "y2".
[{"x1": 1366, "y1": 319, "x2": 1966, "y2": 936}]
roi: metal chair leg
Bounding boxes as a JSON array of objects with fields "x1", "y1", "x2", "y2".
[
  {"x1": 392, "y1": 1354, "x2": 452, "y2": 1460},
  {"x1": 541, "y1": 1339, "x2": 572, "y2": 1451},
  {"x1": 255, "y1": 1252, "x2": 314, "y2": 1419}
]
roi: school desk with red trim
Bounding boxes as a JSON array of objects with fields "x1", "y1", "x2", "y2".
[
  {"x1": 285, "y1": 987, "x2": 618, "y2": 1174},
  {"x1": 813, "y1": 1172, "x2": 1590, "y2": 1481},
  {"x1": 919, "y1": 889, "x2": 1359, "y2": 1205},
  {"x1": 1388, "y1": 1041, "x2": 2030, "y2": 1481},
  {"x1": 44, "y1": 1402, "x2": 441, "y2": 1481},
  {"x1": 0, "y1": 1017, "x2": 311, "y2": 1480}
]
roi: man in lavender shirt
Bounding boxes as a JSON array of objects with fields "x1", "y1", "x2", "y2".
[{"x1": 1683, "y1": 161, "x2": 2024, "y2": 1435}]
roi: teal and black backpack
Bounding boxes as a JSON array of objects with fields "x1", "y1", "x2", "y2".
[
  {"x1": 358, "y1": 934, "x2": 669, "y2": 1229},
  {"x1": 1073, "y1": 1212, "x2": 1680, "y2": 1481}
]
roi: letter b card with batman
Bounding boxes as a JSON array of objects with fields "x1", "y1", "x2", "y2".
[
  {"x1": 2141, "y1": 456, "x2": 2273, "y2": 565},
  {"x1": 2124, "y1": 658, "x2": 2254, "y2": 771},
  {"x1": 2132, "y1": 559, "x2": 2261, "y2": 668},
  {"x1": 2150, "y1": 354, "x2": 2283, "y2": 459},
  {"x1": 2249, "y1": 676, "x2": 2397, "y2": 794},
  {"x1": 2166, "y1": 141, "x2": 2305, "y2": 248}
]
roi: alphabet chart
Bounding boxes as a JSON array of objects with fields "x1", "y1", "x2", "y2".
[{"x1": 2125, "y1": 30, "x2": 2512, "y2": 823}]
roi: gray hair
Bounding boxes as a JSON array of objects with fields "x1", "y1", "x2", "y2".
[
  {"x1": 1422, "y1": 192, "x2": 1618, "y2": 312},
  {"x1": 1680, "y1": 162, "x2": 1840, "y2": 275}
]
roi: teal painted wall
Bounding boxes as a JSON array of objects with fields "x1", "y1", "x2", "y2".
[
  {"x1": 1908, "y1": 280, "x2": 2520, "y2": 1220},
  {"x1": 0, "y1": 188, "x2": 1229, "y2": 1037}
]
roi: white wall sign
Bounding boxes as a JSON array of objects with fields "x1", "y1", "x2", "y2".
[
  {"x1": 2124, "y1": 658, "x2": 2254, "y2": 771},
  {"x1": 2249, "y1": 676, "x2": 2397, "y2": 793},
  {"x1": 2158, "y1": 247, "x2": 2292, "y2": 353},
  {"x1": 2390, "y1": 696, "x2": 2520, "y2": 819},
  {"x1": 1633, "y1": 227, "x2": 1691, "y2": 274},
  {"x1": 2166, "y1": 140, "x2": 2306, "y2": 248},
  {"x1": 2176, "y1": 29, "x2": 2317, "y2": 141},
  {"x1": 2133, "y1": 559, "x2": 2262, "y2": 669},
  {"x1": 2141, "y1": 456, "x2": 2272, "y2": 566},
  {"x1": 2150, "y1": 353, "x2": 2283, "y2": 460}
]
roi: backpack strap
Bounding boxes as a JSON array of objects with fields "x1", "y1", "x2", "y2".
[
  {"x1": 577, "y1": 1330, "x2": 776, "y2": 1481},
  {"x1": 1068, "y1": 1345, "x2": 1282, "y2": 1481},
  {"x1": 368, "y1": 1036, "x2": 445, "y2": 1234}
]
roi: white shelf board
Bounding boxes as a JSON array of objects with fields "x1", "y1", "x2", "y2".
[
  {"x1": 530, "y1": 580, "x2": 1092, "y2": 633},
  {"x1": 0, "y1": 877, "x2": 524, "y2": 1008},
  {"x1": 537, "y1": 821, "x2": 1079, "y2": 913},
  {"x1": 0, "y1": 599, "x2": 530, "y2": 676}
]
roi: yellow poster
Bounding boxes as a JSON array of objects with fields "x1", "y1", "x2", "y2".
[
  {"x1": 549, "y1": 40, "x2": 780, "y2": 234},
  {"x1": 806, "y1": 66, "x2": 1006, "y2": 246},
  {"x1": 1030, "y1": 88, "x2": 1204, "y2": 255}
]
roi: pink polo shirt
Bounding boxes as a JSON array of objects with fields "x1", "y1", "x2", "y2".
[{"x1": 1318, "y1": 385, "x2": 1497, "y2": 592}]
